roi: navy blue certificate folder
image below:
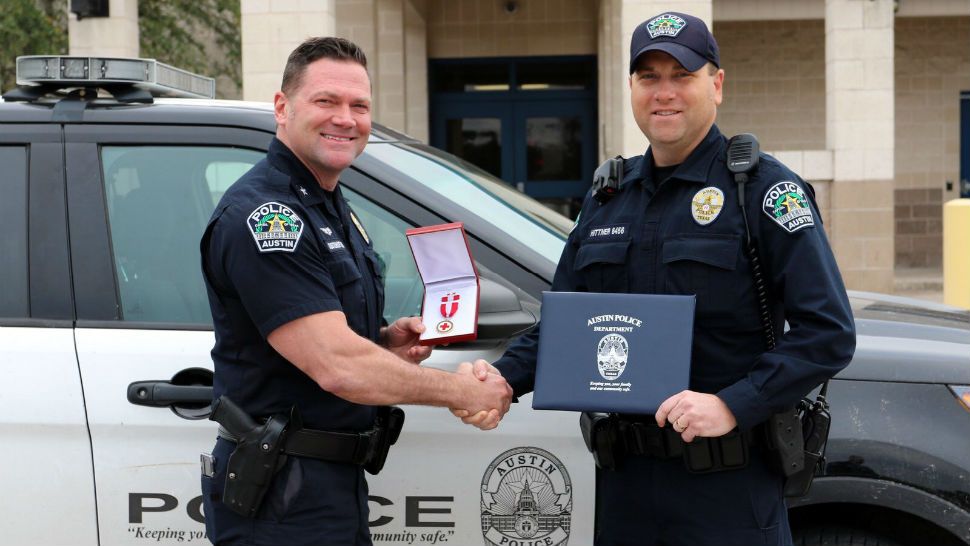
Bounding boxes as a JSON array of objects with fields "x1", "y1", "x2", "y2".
[{"x1": 532, "y1": 292, "x2": 696, "y2": 414}]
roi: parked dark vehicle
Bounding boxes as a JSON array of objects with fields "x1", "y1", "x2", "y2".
[{"x1": 1, "y1": 56, "x2": 968, "y2": 546}]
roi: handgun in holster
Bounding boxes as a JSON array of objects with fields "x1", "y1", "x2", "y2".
[
  {"x1": 209, "y1": 396, "x2": 290, "y2": 518},
  {"x1": 364, "y1": 405, "x2": 405, "y2": 475},
  {"x1": 580, "y1": 412, "x2": 623, "y2": 470}
]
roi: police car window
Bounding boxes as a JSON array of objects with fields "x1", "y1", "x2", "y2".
[
  {"x1": 0, "y1": 146, "x2": 29, "y2": 318},
  {"x1": 364, "y1": 142, "x2": 569, "y2": 264},
  {"x1": 341, "y1": 187, "x2": 423, "y2": 322},
  {"x1": 101, "y1": 146, "x2": 264, "y2": 324}
]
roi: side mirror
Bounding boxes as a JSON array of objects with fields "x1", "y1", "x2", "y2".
[{"x1": 476, "y1": 277, "x2": 537, "y2": 341}]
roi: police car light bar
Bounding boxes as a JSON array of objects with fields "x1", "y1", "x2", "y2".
[{"x1": 15, "y1": 56, "x2": 215, "y2": 99}]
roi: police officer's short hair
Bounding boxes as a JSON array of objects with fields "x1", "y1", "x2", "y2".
[{"x1": 281, "y1": 37, "x2": 368, "y2": 94}]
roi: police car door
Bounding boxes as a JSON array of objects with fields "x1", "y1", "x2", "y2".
[
  {"x1": 66, "y1": 123, "x2": 271, "y2": 545},
  {"x1": 0, "y1": 124, "x2": 99, "y2": 546}
]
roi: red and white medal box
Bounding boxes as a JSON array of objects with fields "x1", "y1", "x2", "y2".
[{"x1": 406, "y1": 222, "x2": 480, "y2": 346}]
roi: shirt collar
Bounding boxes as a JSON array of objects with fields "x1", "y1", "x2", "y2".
[
  {"x1": 266, "y1": 137, "x2": 331, "y2": 207},
  {"x1": 632, "y1": 124, "x2": 725, "y2": 188}
]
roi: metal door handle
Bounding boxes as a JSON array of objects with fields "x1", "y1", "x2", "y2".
[{"x1": 127, "y1": 381, "x2": 213, "y2": 407}]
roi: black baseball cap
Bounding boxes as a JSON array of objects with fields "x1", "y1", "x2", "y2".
[{"x1": 629, "y1": 12, "x2": 720, "y2": 73}]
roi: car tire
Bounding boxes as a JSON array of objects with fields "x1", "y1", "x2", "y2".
[{"x1": 793, "y1": 526, "x2": 903, "y2": 546}]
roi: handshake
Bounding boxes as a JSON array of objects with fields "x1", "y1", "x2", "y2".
[{"x1": 449, "y1": 360, "x2": 512, "y2": 430}]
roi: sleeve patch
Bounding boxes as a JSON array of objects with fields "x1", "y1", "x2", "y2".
[
  {"x1": 247, "y1": 201, "x2": 305, "y2": 253},
  {"x1": 762, "y1": 181, "x2": 815, "y2": 233}
]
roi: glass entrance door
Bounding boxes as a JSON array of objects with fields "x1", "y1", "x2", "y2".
[
  {"x1": 434, "y1": 101, "x2": 513, "y2": 182},
  {"x1": 430, "y1": 57, "x2": 597, "y2": 203}
]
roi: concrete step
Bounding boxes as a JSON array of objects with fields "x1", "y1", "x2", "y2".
[{"x1": 892, "y1": 267, "x2": 944, "y2": 303}]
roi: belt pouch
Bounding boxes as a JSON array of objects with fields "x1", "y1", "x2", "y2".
[{"x1": 579, "y1": 412, "x2": 622, "y2": 470}]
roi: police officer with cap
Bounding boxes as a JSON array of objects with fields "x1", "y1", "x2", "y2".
[
  {"x1": 200, "y1": 36, "x2": 512, "y2": 546},
  {"x1": 456, "y1": 12, "x2": 855, "y2": 546}
]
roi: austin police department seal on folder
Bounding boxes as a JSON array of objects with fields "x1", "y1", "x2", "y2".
[
  {"x1": 481, "y1": 447, "x2": 572, "y2": 546},
  {"x1": 597, "y1": 333, "x2": 628, "y2": 380}
]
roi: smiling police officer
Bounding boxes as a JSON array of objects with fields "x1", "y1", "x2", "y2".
[
  {"x1": 457, "y1": 12, "x2": 856, "y2": 546},
  {"x1": 200, "y1": 37, "x2": 512, "y2": 546}
]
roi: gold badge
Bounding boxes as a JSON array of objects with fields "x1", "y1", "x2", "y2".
[
  {"x1": 691, "y1": 187, "x2": 725, "y2": 226},
  {"x1": 349, "y1": 211, "x2": 370, "y2": 244}
]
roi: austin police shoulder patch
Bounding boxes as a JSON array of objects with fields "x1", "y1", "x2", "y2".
[
  {"x1": 481, "y1": 447, "x2": 572, "y2": 546},
  {"x1": 691, "y1": 186, "x2": 725, "y2": 226},
  {"x1": 646, "y1": 13, "x2": 687, "y2": 39},
  {"x1": 762, "y1": 181, "x2": 815, "y2": 233},
  {"x1": 247, "y1": 201, "x2": 305, "y2": 253}
]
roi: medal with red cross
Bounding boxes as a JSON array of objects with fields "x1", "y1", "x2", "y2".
[{"x1": 436, "y1": 292, "x2": 459, "y2": 333}]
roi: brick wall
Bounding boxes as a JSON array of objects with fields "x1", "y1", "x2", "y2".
[
  {"x1": 894, "y1": 16, "x2": 970, "y2": 268},
  {"x1": 895, "y1": 188, "x2": 944, "y2": 267},
  {"x1": 714, "y1": 19, "x2": 826, "y2": 151}
]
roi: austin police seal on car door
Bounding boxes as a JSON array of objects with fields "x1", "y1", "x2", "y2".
[{"x1": 481, "y1": 447, "x2": 572, "y2": 546}]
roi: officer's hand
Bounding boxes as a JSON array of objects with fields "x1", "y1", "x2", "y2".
[
  {"x1": 450, "y1": 360, "x2": 501, "y2": 419},
  {"x1": 382, "y1": 317, "x2": 432, "y2": 364},
  {"x1": 655, "y1": 390, "x2": 737, "y2": 443},
  {"x1": 450, "y1": 361, "x2": 510, "y2": 430}
]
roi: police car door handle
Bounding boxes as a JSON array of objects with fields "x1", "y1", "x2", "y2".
[{"x1": 127, "y1": 380, "x2": 213, "y2": 407}]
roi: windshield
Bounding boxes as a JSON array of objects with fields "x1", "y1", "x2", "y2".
[{"x1": 364, "y1": 141, "x2": 571, "y2": 264}]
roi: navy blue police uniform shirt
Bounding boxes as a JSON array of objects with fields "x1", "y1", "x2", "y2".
[
  {"x1": 495, "y1": 125, "x2": 856, "y2": 430},
  {"x1": 201, "y1": 137, "x2": 385, "y2": 432}
]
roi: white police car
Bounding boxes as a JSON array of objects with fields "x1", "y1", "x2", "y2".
[{"x1": 1, "y1": 57, "x2": 968, "y2": 546}]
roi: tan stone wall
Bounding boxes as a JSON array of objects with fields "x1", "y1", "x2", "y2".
[
  {"x1": 894, "y1": 16, "x2": 970, "y2": 268},
  {"x1": 829, "y1": 180, "x2": 896, "y2": 292},
  {"x1": 715, "y1": 19, "x2": 826, "y2": 151},
  {"x1": 426, "y1": 0, "x2": 597, "y2": 58}
]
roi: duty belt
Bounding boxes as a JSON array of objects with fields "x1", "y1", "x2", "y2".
[
  {"x1": 218, "y1": 425, "x2": 374, "y2": 465},
  {"x1": 614, "y1": 416, "x2": 757, "y2": 473}
]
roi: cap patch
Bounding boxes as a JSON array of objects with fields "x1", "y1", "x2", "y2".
[
  {"x1": 762, "y1": 181, "x2": 815, "y2": 233},
  {"x1": 691, "y1": 186, "x2": 725, "y2": 226},
  {"x1": 248, "y1": 201, "x2": 305, "y2": 252},
  {"x1": 646, "y1": 14, "x2": 687, "y2": 39}
]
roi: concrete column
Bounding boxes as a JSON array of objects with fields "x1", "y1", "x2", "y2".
[
  {"x1": 598, "y1": 0, "x2": 713, "y2": 160},
  {"x1": 336, "y1": 0, "x2": 428, "y2": 141},
  {"x1": 825, "y1": 0, "x2": 895, "y2": 292},
  {"x1": 375, "y1": 0, "x2": 406, "y2": 132},
  {"x1": 68, "y1": 0, "x2": 139, "y2": 58},
  {"x1": 403, "y1": 0, "x2": 428, "y2": 142},
  {"x1": 241, "y1": 0, "x2": 336, "y2": 102}
]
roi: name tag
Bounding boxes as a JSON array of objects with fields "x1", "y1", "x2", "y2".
[
  {"x1": 327, "y1": 241, "x2": 346, "y2": 251},
  {"x1": 587, "y1": 224, "x2": 630, "y2": 241}
]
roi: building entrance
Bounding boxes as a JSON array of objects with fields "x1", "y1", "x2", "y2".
[{"x1": 430, "y1": 57, "x2": 597, "y2": 203}]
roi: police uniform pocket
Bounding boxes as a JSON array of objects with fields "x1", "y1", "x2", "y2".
[
  {"x1": 363, "y1": 249, "x2": 386, "y2": 316},
  {"x1": 662, "y1": 234, "x2": 741, "y2": 321},
  {"x1": 327, "y1": 256, "x2": 363, "y2": 287},
  {"x1": 575, "y1": 240, "x2": 631, "y2": 292}
]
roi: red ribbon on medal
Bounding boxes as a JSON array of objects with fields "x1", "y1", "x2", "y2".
[{"x1": 439, "y1": 292, "x2": 460, "y2": 318}]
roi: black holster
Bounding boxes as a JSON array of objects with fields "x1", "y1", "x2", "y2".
[
  {"x1": 364, "y1": 405, "x2": 405, "y2": 475},
  {"x1": 766, "y1": 399, "x2": 831, "y2": 498},
  {"x1": 209, "y1": 396, "x2": 290, "y2": 518}
]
